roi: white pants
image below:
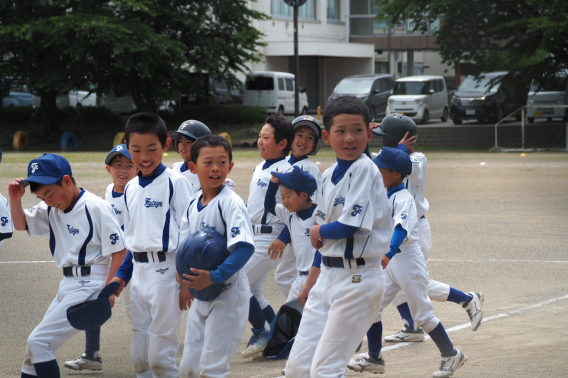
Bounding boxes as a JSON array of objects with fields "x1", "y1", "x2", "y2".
[
  {"x1": 121, "y1": 283, "x2": 132, "y2": 321},
  {"x1": 179, "y1": 271, "x2": 250, "y2": 378},
  {"x1": 274, "y1": 244, "x2": 297, "y2": 297},
  {"x1": 130, "y1": 254, "x2": 183, "y2": 378},
  {"x1": 286, "y1": 259, "x2": 384, "y2": 378},
  {"x1": 244, "y1": 234, "x2": 280, "y2": 309},
  {"x1": 286, "y1": 273, "x2": 308, "y2": 303},
  {"x1": 21, "y1": 270, "x2": 107, "y2": 375},
  {"x1": 391, "y1": 216, "x2": 450, "y2": 308},
  {"x1": 376, "y1": 246, "x2": 439, "y2": 333}
]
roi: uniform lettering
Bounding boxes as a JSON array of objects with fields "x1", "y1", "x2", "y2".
[
  {"x1": 110, "y1": 233, "x2": 119, "y2": 245},
  {"x1": 111, "y1": 204, "x2": 122, "y2": 215},
  {"x1": 333, "y1": 196, "x2": 345, "y2": 207},
  {"x1": 351, "y1": 205, "x2": 363, "y2": 216},
  {"x1": 304, "y1": 228, "x2": 310, "y2": 236},
  {"x1": 144, "y1": 198, "x2": 163, "y2": 208},
  {"x1": 201, "y1": 222, "x2": 216, "y2": 231},
  {"x1": 67, "y1": 224, "x2": 79, "y2": 235},
  {"x1": 316, "y1": 210, "x2": 326, "y2": 221},
  {"x1": 0, "y1": 217, "x2": 8, "y2": 226},
  {"x1": 256, "y1": 179, "x2": 267, "y2": 188},
  {"x1": 231, "y1": 227, "x2": 240, "y2": 238}
]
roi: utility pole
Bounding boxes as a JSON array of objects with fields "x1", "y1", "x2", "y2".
[{"x1": 285, "y1": 0, "x2": 307, "y2": 117}]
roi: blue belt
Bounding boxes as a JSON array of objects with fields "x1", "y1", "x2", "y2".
[{"x1": 322, "y1": 256, "x2": 365, "y2": 268}]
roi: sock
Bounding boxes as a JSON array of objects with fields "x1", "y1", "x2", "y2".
[
  {"x1": 366, "y1": 322, "x2": 383, "y2": 360},
  {"x1": 85, "y1": 327, "x2": 101, "y2": 357},
  {"x1": 21, "y1": 373, "x2": 36, "y2": 378},
  {"x1": 262, "y1": 305, "x2": 276, "y2": 325},
  {"x1": 396, "y1": 302, "x2": 415, "y2": 330},
  {"x1": 33, "y1": 360, "x2": 60, "y2": 378},
  {"x1": 447, "y1": 288, "x2": 473, "y2": 305},
  {"x1": 428, "y1": 322, "x2": 457, "y2": 356},
  {"x1": 248, "y1": 296, "x2": 268, "y2": 330}
]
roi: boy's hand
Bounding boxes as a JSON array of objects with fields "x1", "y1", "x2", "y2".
[
  {"x1": 108, "y1": 277, "x2": 126, "y2": 297},
  {"x1": 270, "y1": 175, "x2": 280, "y2": 184},
  {"x1": 109, "y1": 294, "x2": 116, "y2": 308},
  {"x1": 370, "y1": 122, "x2": 380, "y2": 129},
  {"x1": 184, "y1": 269, "x2": 213, "y2": 290},
  {"x1": 309, "y1": 224, "x2": 323, "y2": 250},
  {"x1": 179, "y1": 287, "x2": 194, "y2": 311},
  {"x1": 8, "y1": 178, "x2": 26, "y2": 201},
  {"x1": 381, "y1": 254, "x2": 390, "y2": 269},
  {"x1": 268, "y1": 239, "x2": 287, "y2": 260},
  {"x1": 399, "y1": 132, "x2": 417, "y2": 153}
]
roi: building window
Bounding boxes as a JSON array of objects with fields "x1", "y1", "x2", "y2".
[
  {"x1": 272, "y1": 0, "x2": 316, "y2": 19},
  {"x1": 327, "y1": 0, "x2": 340, "y2": 20}
]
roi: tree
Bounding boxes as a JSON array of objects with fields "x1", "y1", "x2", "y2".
[
  {"x1": 0, "y1": 1, "x2": 268, "y2": 137},
  {"x1": 376, "y1": 0, "x2": 568, "y2": 90}
]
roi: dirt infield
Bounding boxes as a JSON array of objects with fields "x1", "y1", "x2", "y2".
[{"x1": 1, "y1": 149, "x2": 567, "y2": 377}]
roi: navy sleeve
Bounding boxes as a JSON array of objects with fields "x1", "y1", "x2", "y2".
[
  {"x1": 115, "y1": 250, "x2": 133, "y2": 285},
  {"x1": 397, "y1": 143, "x2": 408, "y2": 153},
  {"x1": 263, "y1": 181, "x2": 279, "y2": 215},
  {"x1": 385, "y1": 224, "x2": 407, "y2": 260},
  {"x1": 313, "y1": 251, "x2": 321, "y2": 268},
  {"x1": 319, "y1": 221, "x2": 359, "y2": 239},
  {"x1": 210, "y1": 242, "x2": 255, "y2": 284},
  {"x1": 277, "y1": 226, "x2": 291, "y2": 245}
]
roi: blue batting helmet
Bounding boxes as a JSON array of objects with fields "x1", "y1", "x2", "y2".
[
  {"x1": 67, "y1": 281, "x2": 120, "y2": 330},
  {"x1": 292, "y1": 115, "x2": 323, "y2": 155},
  {"x1": 170, "y1": 120, "x2": 211, "y2": 153},
  {"x1": 176, "y1": 229, "x2": 229, "y2": 301},
  {"x1": 262, "y1": 298, "x2": 304, "y2": 360}
]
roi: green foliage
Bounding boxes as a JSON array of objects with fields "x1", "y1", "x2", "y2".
[
  {"x1": 376, "y1": 0, "x2": 568, "y2": 91},
  {"x1": 159, "y1": 105, "x2": 268, "y2": 129},
  {"x1": 0, "y1": 106, "x2": 34, "y2": 125}
]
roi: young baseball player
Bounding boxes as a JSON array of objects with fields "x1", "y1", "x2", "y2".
[
  {"x1": 241, "y1": 113, "x2": 295, "y2": 358},
  {"x1": 8, "y1": 153, "x2": 126, "y2": 378},
  {"x1": 349, "y1": 147, "x2": 467, "y2": 377},
  {"x1": 372, "y1": 115, "x2": 484, "y2": 342},
  {"x1": 170, "y1": 119, "x2": 211, "y2": 191},
  {"x1": 0, "y1": 149, "x2": 14, "y2": 249},
  {"x1": 272, "y1": 115, "x2": 323, "y2": 298},
  {"x1": 177, "y1": 134, "x2": 255, "y2": 377},
  {"x1": 64, "y1": 143, "x2": 138, "y2": 371},
  {"x1": 265, "y1": 166, "x2": 319, "y2": 302},
  {"x1": 119, "y1": 112, "x2": 194, "y2": 377},
  {"x1": 284, "y1": 96, "x2": 393, "y2": 377}
]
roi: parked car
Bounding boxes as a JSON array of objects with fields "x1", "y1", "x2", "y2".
[
  {"x1": 387, "y1": 75, "x2": 449, "y2": 124},
  {"x1": 526, "y1": 71, "x2": 568, "y2": 123},
  {"x1": 2, "y1": 82, "x2": 33, "y2": 107},
  {"x1": 327, "y1": 74, "x2": 395, "y2": 121},
  {"x1": 243, "y1": 71, "x2": 308, "y2": 115},
  {"x1": 450, "y1": 72, "x2": 527, "y2": 124},
  {"x1": 168, "y1": 73, "x2": 243, "y2": 110},
  {"x1": 99, "y1": 94, "x2": 137, "y2": 114},
  {"x1": 32, "y1": 86, "x2": 97, "y2": 109}
]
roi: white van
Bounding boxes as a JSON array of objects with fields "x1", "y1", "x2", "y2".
[
  {"x1": 387, "y1": 75, "x2": 449, "y2": 124},
  {"x1": 243, "y1": 71, "x2": 309, "y2": 115},
  {"x1": 32, "y1": 89, "x2": 97, "y2": 108},
  {"x1": 526, "y1": 71, "x2": 568, "y2": 123}
]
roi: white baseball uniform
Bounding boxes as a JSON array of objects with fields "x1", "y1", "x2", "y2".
[
  {"x1": 123, "y1": 164, "x2": 193, "y2": 378},
  {"x1": 0, "y1": 193, "x2": 13, "y2": 249},
  {"x1": 172, "y1": 161, "x2": 199, "y2": 192},
  {"x1": 374, "y1": 186, "x2": 441, "y2": 333},
  {"x1": 285, "y1": 154, "x2": 392, "y2": 378},
  {"x1": 179, "y1": 186, "x2": 254, "y2": 378},
  {"x1": 105, "y1": 184, "x2": 132, "y2": 319},
  {"x1": 274, "y1": 156, "x2": 321, "y2": 297},
  {"x1": 243, "y1": 157, "x2": 291, "y2": 309},
  {"x1": 20, "y1": 190, "x2": 125, "y2": 376}
]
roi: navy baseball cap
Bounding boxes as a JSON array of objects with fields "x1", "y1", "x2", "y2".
[
  {"x1": 373, "y1": 147, "x2": 412, "y2": 177},
  {"x1": 21, "y1": 153, "x2": 73, "y2": 187},
  {"x1": 105, "y1": 144, "x2": 132, "y2": 165},
  {"x1": 67, "y1": 281, "x2": 121, "y2": 330},
  {"x1": 271, "y1": 166, "x2": 318, "y2": 197}
]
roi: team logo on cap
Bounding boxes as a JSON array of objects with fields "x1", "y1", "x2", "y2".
[
  {"x1": 31, "y1": 162, "x2": 39, "y2": 173},
  {"x1": 231, "y1": 227, "x2": 240, "y2": 238},
  {"x1": 1, "y1": 217, "x2": 8, "y2": 226},
  {"x1": 352, "y1": 275, "x2": 361, "y2": 283},
  {"x1": 156, "y1": 268, "x2": 169, "y2": 274},
  {"x1": 67, "y1": 224, "x2": 79, "y2": 235},
  {"x1": 116, "y1": 145, "x2": 123, "y2": 151}
]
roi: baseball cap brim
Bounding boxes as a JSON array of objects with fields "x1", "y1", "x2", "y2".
[
  {"x1": 294, "y1": 120, "x2": 322, "y2": 139},
  {"x1": 271, "y1": 171, "x2": 300, "y2": 192},
  {"x1": 170, "y1": 131, "x2": 196, "y2": 142},
  {"x1": 372, "y1": 126, "x2": 388, "y2": 136},
  {"x1": 105, "y1": 151, "x2": 132, "y2": 166},
  {"x1": 21, "y1": 175, "x2": 63, "y2": 187}
]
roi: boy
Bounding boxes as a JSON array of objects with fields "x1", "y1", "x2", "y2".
[
  {"x1": 170, "y1": 119, "x2": 211, "y2": 191},
  {"x1": 8, "y1": 153, "x2": 126, "y2": 378},
  {"x1": 284, "y1": 96, "x2": 393, "y2": 377},
  {"x1": 0, "y1": 148, "x2": 14, "y2": 249},
  {"x1": 372, "y1": 114, "x2": 483, "y2": 342},
  {"x1": 265, "y1": 166, "x2": 319, "y2": 302},
  {"x1": 272, "y1": 115, "x2": 323, "y2": 298},
  {"x1": 241, "y1": 113, "x2": 294, "y2": 358},
  {"x1": 64, "y1": 143, "x2": 138, "y2": 371},
  {"x1": 349, "y1": 147, "x2": 467, "y2": 377},
  {"x1": 177, "y1": 135, "x2": 255, "y2": 377},
  {"x1": 120, "y1": 113, "x2": 194, "y2": 377}
]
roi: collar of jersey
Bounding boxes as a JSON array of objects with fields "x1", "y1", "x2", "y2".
[
  {"x1": 387, "y1": 183, "x2": 406, "y2": 199},
  {"x1": 262, "y1": 156, "x2": 286, "y2": 170},
  {"x1": 180, "y1": 161, "x2": 189, "y2": 172},
  {"x1": 289, "y1": 154, "x2": 308, "y2": 166},
  {"x1": 138, "y1": 163, "x2": 166, "y2": 188},
  {"x1": 112, "y1": 189, "x2": 124, "y2": 198},
  {"x1": 197, "y1": 185, "x2": 226, "y2": 212},
  {"x1": 63, "y1": 189, "x2": 86, "y2": 214},
  {"x1": 297, "y1": 204, "x2": 317, "y2": 220},
  {"x1": 331, "y1": 158, "x2": 355, "y2": 185}
]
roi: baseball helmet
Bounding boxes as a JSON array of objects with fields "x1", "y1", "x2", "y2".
[
  {"x1": 262, "y1": 298, "x2": 304, "y2": 360},
  {"x1": 67, "y1": 281, "x2": 120, "y2": 330},
  {"x1": 170, "y1": 120, "x2": 211, "y2": 153},
  {"x1": 176, "y1": 229, "x2": 230, "y2": 301},
  {"x1": 292, "y1": 115, "x2": 323, "y2": 155},
  {"x1": 372, "y1": 114, "x2": 417, "y2": 146}
]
